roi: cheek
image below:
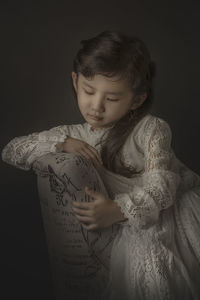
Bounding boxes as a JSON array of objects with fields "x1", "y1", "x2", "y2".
[
  {"x1": 111, "y1": 104, "x2": 126, "y2": 116},
  {"x1": 77, "y1": 94, "x2": 89, "y2": 109}
]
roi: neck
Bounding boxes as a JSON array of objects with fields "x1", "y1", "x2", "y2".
[{"x1": 91, "y1": 126, "x2": 103, "y2": 131}]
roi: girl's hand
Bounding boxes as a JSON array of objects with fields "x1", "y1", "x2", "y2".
[
  {"x1": 71, "y1": 186, "x2": 127, "y2": 231},
  {"x1": 56, "y1": 137, "x2": 103, "y2": 166}
]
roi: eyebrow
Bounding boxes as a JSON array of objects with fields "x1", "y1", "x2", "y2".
[{"x1": 82, "y1": 81, "x2": 124, "y2": 96}]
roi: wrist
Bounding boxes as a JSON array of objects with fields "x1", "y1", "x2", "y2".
[
  {"x1": 55, "y1": 142, "x2": 64, "y2": 152},
  {"x1": 112, "y1": 201, "x2": 128, "y2": 223},
  {"x1": 55, "y1": 136, "x2": 70, "y2": 152}
]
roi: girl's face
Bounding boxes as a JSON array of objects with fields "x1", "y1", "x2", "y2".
[{"x1": 72, "y1": 72, "x2": 146, "y2": 129}]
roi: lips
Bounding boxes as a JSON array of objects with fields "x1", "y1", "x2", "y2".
[{"x1": 88, "y1": 114, "x2": 102, "y2": 120}]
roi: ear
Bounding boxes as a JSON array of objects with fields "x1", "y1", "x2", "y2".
[
  {"x1": 71, "y1": 71, "x2": 78, "y2": 93},
  {"x1": 131, "y1": 93, "x2": 147, "y2": 110}
]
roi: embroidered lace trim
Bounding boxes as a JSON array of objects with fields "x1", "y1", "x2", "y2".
[
  {"x1": 1, "y1": 126, "x2": 68, "y2": 170},
  {"x1": 113, "y1": 117, "x2": 181, "y2": 228}
]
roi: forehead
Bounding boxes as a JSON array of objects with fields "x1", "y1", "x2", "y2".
[{"x1": 78, "y1": 73, "x2": 131, "y2": 94}]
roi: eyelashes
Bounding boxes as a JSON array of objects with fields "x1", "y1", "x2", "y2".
[{"x1": 83, "y1": 90, "x2": 119, "y2": 102}]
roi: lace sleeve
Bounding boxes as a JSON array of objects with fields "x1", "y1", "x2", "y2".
[
  {"x1": 1, "y1": 125, "x2": 70, "y2": 171},
  {"x1": 114, "y1": 117, "x2": 181, "y2": 229}
]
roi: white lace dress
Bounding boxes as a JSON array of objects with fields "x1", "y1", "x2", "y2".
[{"x1": 2, "y1": 113, "x2": 200, "y2": 300}]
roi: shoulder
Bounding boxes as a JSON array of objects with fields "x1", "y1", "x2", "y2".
[
  {"x1": 143, "y1": 114, "x2": 172, "y2": 137},
  {"x1": 131, "y1": 113, "x2": 172, "y2": 148},
  {"x1": 132, "y1": 113, "x2": 170, "y2": 132}
]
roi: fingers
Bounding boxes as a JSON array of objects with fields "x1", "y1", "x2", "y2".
[
  {"x1": 71, "y1": 205, "x2": 93, "y2": 216},
  {"x1": 78, "y1": 145, "x2": 103, "y2": 165},
  {"x1": 61, "y1": 137, "x2": 103, "y2": 165},
  {"x1": 72, "y1": 202, "x2": 98, "y2": 230},
  {"x1": 85, "y1": 186, "x2": 98, "y2": 199},
  {"x1": 87, "y1": 145, "x2": 103, "y2": 165},
  {"x1": 81, "y1": 223, "x2": 98, "y2": 231},
  {"x1": 74, "y1": 214, "x2": 93, "y2": 223},
  {"x1": 72, "y1": 200, "x2": 94, "y2": 209},
  {"x1": 85, "y1": 187, "x2": 105, "y2": 202},
  {"x1": 78, "y1": 149, "x2": 93, "y2": 162},
  {"x1": 84, "y1": 149, "x2": 100, "y2": 165},
  {"x1": 83, "y1": 147, "x2": 102, "y2": 165}
]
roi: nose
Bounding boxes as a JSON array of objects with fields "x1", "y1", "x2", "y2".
[{"x1": 91, "y1": 96, "x2": 105, "y2": 114}]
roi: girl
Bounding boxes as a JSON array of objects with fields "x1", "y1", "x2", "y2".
[{"x1": 2, "y1": 30, "x2": 200, "y2": 300}]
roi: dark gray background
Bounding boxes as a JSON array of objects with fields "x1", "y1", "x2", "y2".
[{"x1": 1, "y1": 1, "x2": 200, "y2": 299}]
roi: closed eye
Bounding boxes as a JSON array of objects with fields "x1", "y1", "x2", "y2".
[
  {"x1": 84, "y1": 90, "x2": 119, "y2": 102},
  {"x1": 107, "y1": 98, "x2": 119, "y2": 102},
  {"x1": 84, "y1": 90, "x2": 94, "y2": 95}
]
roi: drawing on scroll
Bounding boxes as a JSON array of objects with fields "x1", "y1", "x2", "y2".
[
  {"x1": 80, "y1": 224, "x2": 116, "y2": 275},
  {"x1": 48, "y1": 164, "x2": 81, "y2": 206},
  {"x1": 39, "y1": 158, "x2": 118, "y2": 277}
]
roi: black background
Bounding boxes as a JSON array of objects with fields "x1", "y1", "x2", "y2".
[{"x1": 1, "y1": 1, "x2": 200, "y2": 299}]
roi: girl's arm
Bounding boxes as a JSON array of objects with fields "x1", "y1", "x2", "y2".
[
  {"x1": 113, "y1": 116, "x2": 181, "y2": 229},
  {"x1": 1, "y1": 125, "x2": 71, "y2": 171}
]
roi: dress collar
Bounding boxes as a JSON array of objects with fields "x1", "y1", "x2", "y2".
[{"x1": 87, "y1": 122, "x2": 115, "y2": 134}]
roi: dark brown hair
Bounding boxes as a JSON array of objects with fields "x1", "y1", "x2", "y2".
[{"x1": 71, "y1": 30, "x2": 155, "y2": 178}]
